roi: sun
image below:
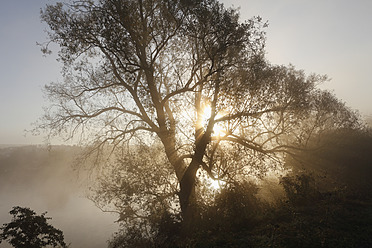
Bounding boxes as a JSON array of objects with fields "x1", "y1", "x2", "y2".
[
  {"x1": 199, "y1": 170, "x2": 226, "y2": 192},
  {"x1": 208, "y1": 178, "x2": 226, "y2": 191},
  {"x1": 210, "y1": 179, "x2": 222, "y2": 190},
  {"x1": 202, "y1": 104, "x2": 226, "y2": 137}
]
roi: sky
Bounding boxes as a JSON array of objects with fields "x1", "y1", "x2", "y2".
[{"x1": 0, "y1": 0, "x2": 371, "y2": 145}]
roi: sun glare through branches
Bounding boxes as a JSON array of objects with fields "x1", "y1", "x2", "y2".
[
  {"x1": 202, "y1": 104, "x2": 226, "y2": 137},
  {"x1": 209, "y1": 178, "x2": 226, "y2": 190}
]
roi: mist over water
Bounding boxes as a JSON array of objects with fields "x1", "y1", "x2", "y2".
[{"x1": 0, "y1": 145, "x2": 119, "y2": 248}]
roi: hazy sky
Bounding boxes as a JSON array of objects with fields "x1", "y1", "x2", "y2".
[{"x1": 1, "y1": 0, "x2": 371, "y2": 144}]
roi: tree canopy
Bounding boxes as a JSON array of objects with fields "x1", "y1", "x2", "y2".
[
  {"x1": 37, "y1": 0, "x2": 361, "y2": 235},
  {"x1": 0, "y1": 206, "x2": 67, "y2": 248}
]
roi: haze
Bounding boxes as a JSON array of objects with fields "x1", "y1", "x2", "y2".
[
  {"x1": 0, "y1": 0, "x2": 372, "y2": 246},
  {"x1": 0, "y1": 145, "x2": 119, "y2": 247}
]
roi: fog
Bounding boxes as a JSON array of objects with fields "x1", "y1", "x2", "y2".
[{"x1": 0, "y1": 145, "x2": 119, "y2": 248}]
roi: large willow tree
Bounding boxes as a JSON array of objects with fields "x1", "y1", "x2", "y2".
[{"x1": 38, "y1": 0, "x2": 359, "y2": 230}]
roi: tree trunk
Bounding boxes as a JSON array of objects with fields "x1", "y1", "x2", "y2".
[{"x1": 179, "y1": 159, "x2": 199, "y2": 234}]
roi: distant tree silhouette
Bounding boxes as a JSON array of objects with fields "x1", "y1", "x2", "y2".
[
  {"x1": 0, "y1": 206, "x2": 67, "y2": 248},
  {"x1": 37, "y1": 0, "x2": 361, "y2": 235}
]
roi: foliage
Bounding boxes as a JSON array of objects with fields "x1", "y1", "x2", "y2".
[
  {"x1": 37, "y1": 0, "x2": 362, "y2": 237},
  {"x1": 285, "y1": 128, "x2": 372, "y2": 198},
  {"x1": 280, "y1": 174, "x2": 320, "y2": 206},
  {"x1": 106, "y1": 171, "x2": 372, "y2": 248},
  {"x1": 108, "y1": 227, "x2": 155, "y2": 248},
  {"x1": 210, "y1": 182, "x2": 262, "y2": 230},
  {"x1": 105, "y1": 128, "x2": 372, "y2": 247},
  {"x1": 262, "y1": 171, "x2": 372, "y2": 248},
  {"x1": 0, "y1": 206, "x2": 67, "y2": 248},
  {"x1": 90, "y1": 144, "x2": 180, "y2": 240},
  {"x1": 106, "y1": 180, "x2": 264, "y2": 248}
]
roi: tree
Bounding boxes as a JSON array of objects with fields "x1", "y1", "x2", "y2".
[
  {"x1": 0, "y1": 206, "x2": 67, "y2": 248},
  {"x1": 37, "y1": 0, "x2": 360, "y2": 233},
  {"x1": 284, "y1": 128, "x2": 372, "y2": 197}
]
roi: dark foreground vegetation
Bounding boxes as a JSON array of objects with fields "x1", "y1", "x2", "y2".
[
  {"x1": 0, "y1": 128, "x2": 371, "y2": 247},
  {"x1": 108, "y1": 128, "x2": 372, "y2": 248},
  {"x1": 0, "y1": 206, "x2": 67, "y2": 248},
  {"x1": 133, "y1": 184, "x2": 372, "y2": 248},
  {"x1": 108, "y1": 184, "x2": 372, "y2": 248}
]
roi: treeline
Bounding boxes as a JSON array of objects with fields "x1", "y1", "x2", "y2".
[
  {"x1": 0, "y1": 145, "x2": 80, "y2": 184},
  {"x1": 0, "y1": 145, "x2": 84, "y2": 197}
]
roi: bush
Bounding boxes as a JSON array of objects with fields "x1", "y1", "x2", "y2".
[
  {"x1": 0, "y1": 206, "x2": 67, "y2": 248},
  {"x1": 280, "y1": 174, "x2": 321, "y2": 206}
]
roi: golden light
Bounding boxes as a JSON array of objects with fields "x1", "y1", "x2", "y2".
[
  {"x1": 202, "y1": 104, "x2": 226, "y2": 137},
  {"x1": 207, "y1": 177, "x2": 226, "y2": 191}
]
